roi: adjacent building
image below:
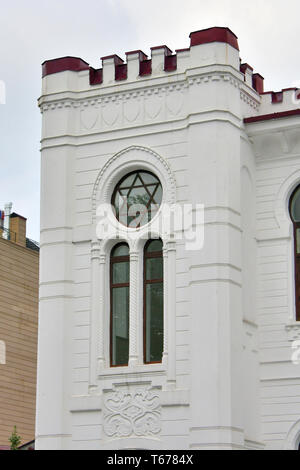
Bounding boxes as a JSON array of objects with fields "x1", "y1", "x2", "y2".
[
  {"x1": 36, "y1": 27, "x2": 300, "y2": 450},
  {"x1": 0, "y1": 204, "x2": 39, "y2": 448}
]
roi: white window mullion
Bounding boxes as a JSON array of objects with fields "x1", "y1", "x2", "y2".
[{"x1": 129, "y1": 251, "x2": 139, "y2": 366}]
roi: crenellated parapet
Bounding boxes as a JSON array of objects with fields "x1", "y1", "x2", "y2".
[
  {"x1": 39, "y1": 26, "x2": 300, "y2": 126},
  {"x1": 245, "y1": 87, "x2": 300, "y2": 123},
  {"x1": 42, "y1": 27, "x2": 241, "y2": 86}
]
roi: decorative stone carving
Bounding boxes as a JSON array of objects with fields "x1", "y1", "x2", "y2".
[
  {"x1": 286, "y1": 323, "x2": 300, "y2": 341},
  {"x1": 103, "y1": 388, "x2": 161, "y2": 438}
]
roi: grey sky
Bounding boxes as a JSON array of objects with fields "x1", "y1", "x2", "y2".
[{"x1": 1, "y1": 0, "x2": 299, "y2": 241}]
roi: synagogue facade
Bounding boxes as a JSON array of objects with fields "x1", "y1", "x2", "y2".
[{"x1": 36, "y1": 27, "x2": 300, "y2": 450}]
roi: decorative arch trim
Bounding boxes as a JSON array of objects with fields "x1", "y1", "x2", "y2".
[
  {"x1": 284, "y1": 418, "x2": 300, "y2": 449},
  {"x1": 275, "y1": 169, "x2": 300, "y2": 232},
  {"x1": 92, "y1": 145, "x2": 176, "y2": 222}
]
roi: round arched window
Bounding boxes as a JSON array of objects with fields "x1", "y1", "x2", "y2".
[
  {"x1": 111, "y1": 171, "x2": 163, "y2": 228},
  {"x1": 290, "y1": 186, "x2": 300, "y2": 223}
]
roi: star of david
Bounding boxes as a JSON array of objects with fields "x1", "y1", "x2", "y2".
[{"x1": 112, "y1": 171, "x2": 162, "y2": 228}]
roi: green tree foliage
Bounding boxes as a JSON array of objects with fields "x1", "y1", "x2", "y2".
[{"x1": 9, "y1": 426, "x2": 21, "y2": 450}]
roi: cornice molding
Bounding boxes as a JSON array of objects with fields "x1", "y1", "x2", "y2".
[{"x1": 39, "y1": 70, "x2": 248, "y2": 114}]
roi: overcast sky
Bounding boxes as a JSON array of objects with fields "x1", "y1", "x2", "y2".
[{"x1": 1, "y1": 0, "x2": 300, "y2": 241}]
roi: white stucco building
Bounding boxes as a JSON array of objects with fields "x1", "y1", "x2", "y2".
[{"x1": 36, "y1": 26, "x2": 300, "y2": 450}]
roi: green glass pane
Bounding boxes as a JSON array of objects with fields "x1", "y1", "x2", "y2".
[
  {"x1": 112, "y1": 244, "x2": 129, "y2": 257},
  {"x1": 112, "y1": 286, "x2": 129, "y2": 366},
  {"x1": 119, "y1": 188, "x2": 129, "y2": 197},
  {"x1": 127, "y1": 187, "x2": 150, "y2": 207},
  {"x1": 297, "y1": 229, "x2": 300, "y2": 254},
  {"x1": 145, "y1": 282, "x2": 163, "y2": 363},
  {"x1": 113, "y1": 261, "x2": 129, "y2": 284},
  {"x1": 146, "y1": 257, "x2": 163, "y2": 280},
  {"x1": 153, "y1": 185, "x2": 163, "y2": 205},
  {"x1": 139, "y1": 172, "x2": 158, "y2": 184},
  {"x1": 146, "y1": 239, "x2": 163, "y2": 253},
  {"x1": 291, "y1": 187, "x2": 300, "y2": 222},
  {"x1": 119, "y1": 173, "x2": 136, "y2": 188}
]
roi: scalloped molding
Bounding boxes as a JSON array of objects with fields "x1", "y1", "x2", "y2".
[{"x1": 39, "y1": 72, "x2": 248, "y2": 114}]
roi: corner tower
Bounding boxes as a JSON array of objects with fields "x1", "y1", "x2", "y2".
[{"x1": 37, "y1": 27, "x2": 263, "y2": 450}]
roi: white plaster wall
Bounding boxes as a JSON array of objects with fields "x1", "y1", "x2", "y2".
[{"x1": 246, "y1": 117, "x2": 300, "y2": 450}]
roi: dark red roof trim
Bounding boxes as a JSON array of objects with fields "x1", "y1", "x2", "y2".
[
  {"x1": 125, "y1": 50, "x2": 148, "y2": 61},
  {"x1": 42, "y1": 57, "x2": 89, "y2": 77},
  {"x1": 89, "y1": 67, "x2": 103, "y2": 85},
  {"x1": 271, "y1": 91, "x2": 283, "y2": 103},
  {"x1": 252, "y1": 73, "x2": 264, "y2": 94},
  {"x1": 140, "y1": 59, "x2": 152, "y2": 76},
  {"x1": 151, "y1": 45, "x2": 173, "y2": 55},
  {"x1": 189, "y1": 27, "x2": 239, "y2": 51},
  {"x1": 101, "y1": 54, "x2": 123, "y2": 65},
  {"x1": 244, "y1": 109, "x2": 300, "y2": 124},
  {"x1": 175, "y1": 48, "x2": 190, "y2": 53},
  {"x1": 240, "y1": 63, "x2": 253, "y2": 73},
  {"x1": 165, "y1": 54, "x2": 177, "y2": 72},
  {"x1": 115, "y1": 63, "x2": 127, "y2": 81}
]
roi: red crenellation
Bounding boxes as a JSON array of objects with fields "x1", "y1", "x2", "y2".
[
  {"x1": 252, "y1": 73, "x2": 264, "y2": 94},
  {"x1": 41, "y1": 26, "x2": 268, "y2": 97},
  {"x1": 240, "y1": 63, "x2": 253, "y2": 74},
  {"x1": 260, "y1": 88, "x2": 300, "y2": 104},
  {"x1": 189, "y1": 27, "x2": 239, "y2": 51},
  {"x1": 42, "y1": 56, "x2": 89, "y2": 78},
  {"x1": 42, "y1": 27, "x2": 241, "y2": 83},
  {"x1": 89, "y1": 67, "x2": 103, "y2": 85}
]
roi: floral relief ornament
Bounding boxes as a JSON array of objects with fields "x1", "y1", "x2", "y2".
[{"x1": 103, "y1": 388, "x2": 161, "y2": 438}]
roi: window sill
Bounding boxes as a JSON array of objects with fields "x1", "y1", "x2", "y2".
[{"x1": 98, "y1": 362, "x2": 166, "y2": 378}]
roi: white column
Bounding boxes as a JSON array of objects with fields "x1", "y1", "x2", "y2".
[
  {"x1": 167, "y1": 239, "x2": 176, "y2": 389},
  {"x1": 97, "y1": 253, "x2": 106, "y2": 370},
  {"x1": 129, "y1": 251, "x2": 139, "y2": 366},
  {"x1": 89, "y1": 241, "x2": 100, "y2": 391},
  {"x1": 162, "y1": 246, "x2": 169, "y2": 366}
]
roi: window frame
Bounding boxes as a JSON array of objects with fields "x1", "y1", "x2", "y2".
[
  {"x1": 110, "y1": 242, "x2": 130, "y2": 367},
  {"x1": 143, "y1": 239, "x2": 164, "y2": 365},
  {"x1": 111, "y1": 169, "x2": 163, "y2": 229},
  {"x1": 289, "y1": 185, "x2": 300, "y2": 321}
]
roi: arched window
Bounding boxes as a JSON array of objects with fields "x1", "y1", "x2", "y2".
[
  {"x1": 110, "y1": 243, "x2": 129, "y2": 366},
  {"x1": 290, "y1": 186, "x2": 300, "y2": 321},
  {"x1": 144, "y1": 239, "x2": 164, "y2": 364}
]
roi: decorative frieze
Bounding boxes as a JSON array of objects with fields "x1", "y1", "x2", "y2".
[{"x1": 103, "y1": 388, "x2": 161, "y2": 438}]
